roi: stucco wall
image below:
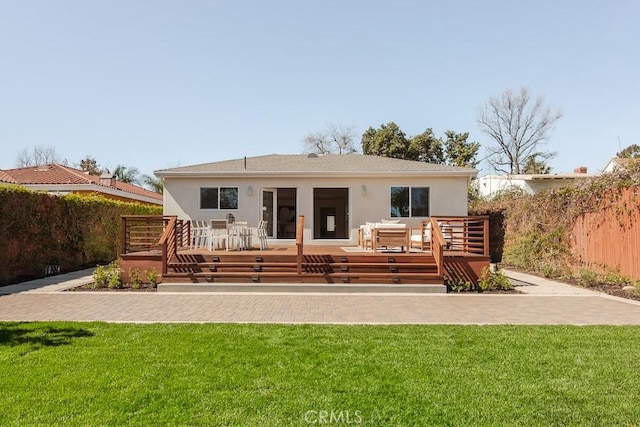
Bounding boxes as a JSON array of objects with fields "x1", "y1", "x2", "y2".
[{"x1": 163, "y1": 175, "x2": 469, "y2": 245}]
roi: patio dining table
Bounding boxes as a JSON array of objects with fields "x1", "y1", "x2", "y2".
[{"x1": 227, "y1": 222, "x2": 253, "y2": 250}]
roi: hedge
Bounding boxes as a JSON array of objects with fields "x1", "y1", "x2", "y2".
[{"x1": 0, "y1": 186, "x2": 162, "y2": 286}]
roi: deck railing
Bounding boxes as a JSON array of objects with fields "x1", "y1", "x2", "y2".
[
  {"x1": 296, "y1": 215, "x2": 305, "y2": 275},
  {"x1": 430, "y1": 218, "x2": 446, "y2": 276},
  {"x1": 121, "y1": 215, "x2": 190, "y2": 275},
  {"x1": 120, "y1": 215, "x2": 168, "y2": 254},
  {"x1": 433, "y1": 216, "x2": 489, "y2": 256}
]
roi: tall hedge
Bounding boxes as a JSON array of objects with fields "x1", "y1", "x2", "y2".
[{"x1": 0, "y1": 186, "x2": 162, "y2": 286}]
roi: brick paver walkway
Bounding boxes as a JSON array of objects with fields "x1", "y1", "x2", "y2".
[
  {"x1": 2, "y1": 269, "x2": 640, "y2": 325},
  {"x1": 2, "y1": 291, "x2": 640, "y2": 325}
]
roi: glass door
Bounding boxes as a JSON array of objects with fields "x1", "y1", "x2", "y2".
[
  {"x1": 262, "y1": 190, "x2": 275, "y2": 238},
  {"x1": 261, "y1": 188, "x2": 297, "y2": 239}
]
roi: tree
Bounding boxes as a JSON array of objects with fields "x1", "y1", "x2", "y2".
[
  {"x1": 522, "y1": 153, "x2": 553, "y2": 174},
  {"x1": 303, "y1": 124, "x2": 357, "y2": 154},
  {"x1": 361, "y1": 123, "x2": 480, "y2": 167},
  {"x1": 407, "y1": 129, "x2": 444, "y2": 163},
  {"x1": 361, "y1": 122, "x2": 411, "y2": 159},
  {"x1": 617, "y1": 144, "x2": 640, "y2": 158},
  {"x1": 141, "y1": 174, "x2": 163, "y2": 194},
  {"x1": 111, "y1": 165, "x2": 141, "y2": 185},
  {"x1": 477, "y1": 86, "x2": 562, "y2": 174},
  {"x1": 442, "y1": 131, "x2": 480, "y2": 168},
  {"x1": 78, "y1": 156, "x2": 104, "y2": 175},
  {"x1": 16, "y1": 145, "x2": 65, "y2": 167}
]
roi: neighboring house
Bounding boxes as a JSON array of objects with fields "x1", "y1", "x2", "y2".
[
  {"x1": 602, "y1": 157, "x2": 635, "y2": 173},
  {"x1": 0, "y1": 163, "x2": 163, "y2": 205},
  {"x1": 155, "y1": 154, "x2": 477, "y2": 245},
  {"x1": 477, "y1": 167, "x2": 595, "y2": 198}
]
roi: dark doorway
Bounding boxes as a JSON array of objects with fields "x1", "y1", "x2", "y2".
[{"x1": 313, "y1": 188, "x2": 349, "y2": 239}]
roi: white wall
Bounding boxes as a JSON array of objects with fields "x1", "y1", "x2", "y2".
[
  {"x1": 163, "y1": 175, "x2": 470, "y2": 245},
  {"x1": 478, "y1": 175, "x2": 531, "y2": 197}
]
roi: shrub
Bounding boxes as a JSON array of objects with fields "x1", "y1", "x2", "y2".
[
  {"x1": 477, "y1": 266, "x2": 514, "y2": 292},
  {"x1": 574, "y1": 268, "x2": 600, "y2": 288},
  {"x1": 146, "y1": 268, "x2": 158, "y2": 288},
  {"x1": 601, "y1": 270, "x2": 632, "y2": 287},
  {"x1": 93, "y1": 265, "x2": 108, "y2": 289},
  {"x1": 106, "y1": 260, "x2": 123, "y2": 289},
  {"x1": 129, "y1": 268, "x2": 142, "y2": 289},
  {"x1": 445, "y1": 267, "x2": 473, "y2": 292}
]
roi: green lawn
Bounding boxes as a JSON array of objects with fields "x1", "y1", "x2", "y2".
[{"x1": 1, "y1": 323, "x2": 639, "y2": 426}]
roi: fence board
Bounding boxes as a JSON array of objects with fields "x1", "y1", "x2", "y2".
[{"x1": 571, "y1": 187, "x2": 640, "y2": 280}]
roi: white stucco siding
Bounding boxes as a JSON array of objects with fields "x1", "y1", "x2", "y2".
[{"x1": 163, "y1": 174, "x2": 469, "y2": 245}]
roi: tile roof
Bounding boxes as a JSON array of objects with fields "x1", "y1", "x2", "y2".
[
  {"x1": 155, "y1": 154, "x2": 477, "y2": 176},
  {"x1": 0, "y1": 164, "x2": 162, "y2": 202},
  {"x1": 0, "y1": 170, "x2": 17, "y2": 183}
]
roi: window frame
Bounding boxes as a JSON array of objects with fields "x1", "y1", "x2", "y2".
[
  {"x1": 199, "y1": 186, "x2": 239, "y2": 210},
  {"x1": 390, "y1": 185, "x2": 430, "y2": 218}
]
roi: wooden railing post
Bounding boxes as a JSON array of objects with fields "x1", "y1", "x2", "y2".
[
  {"x1": 483, "y1": 216, "x2": 490, "y2": 256},
  {"x1": 430, "y1": 218, "x2": 446, "y2": 277},
  {"x1": 120, "y1": 216, "x2": 127, "y2": 255},
  {"x1": 296, "y1": 215, "x2": 305, "y2": 275}
]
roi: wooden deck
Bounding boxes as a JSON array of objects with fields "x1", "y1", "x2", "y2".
[{"x1": 118, "y1": 215, "x2": 491, "y2": 288}]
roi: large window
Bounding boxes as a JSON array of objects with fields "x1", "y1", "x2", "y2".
[
  {"x1": 200, "y1": 187, "x2": 238, "y2": 209},
  {"x1": 390, "y1": 186, "x2": 429, "y2": 217}
]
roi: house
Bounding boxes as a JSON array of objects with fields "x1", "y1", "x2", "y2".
[
  {"x1": 602, "y1": 157, "x2": 636, "y2": 173},
  {"x1": 155, "y1": 154, "x2": 477, "y2": 245},
  {"x1": 0, "y1": 163, "x2": 163, "y2": 205},
  {"x1": 477, "y1": 167, "x2": 596, "y2": 198}
]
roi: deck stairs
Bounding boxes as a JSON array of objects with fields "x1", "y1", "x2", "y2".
[{"x1": 159, "y1": 252, "x2": 446, "y2": 293}]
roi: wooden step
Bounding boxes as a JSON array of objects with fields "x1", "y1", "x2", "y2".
[
  {"x1": 161, "y1": 271, "x2": 443, "y2": 285},
  {"x1": 158, "y1": 282, "x2": 446, "y2": 294}
]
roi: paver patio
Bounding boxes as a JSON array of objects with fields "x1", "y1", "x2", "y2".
[{"x1": 1, "y1": 269, "x2": 640, "y2": 325}]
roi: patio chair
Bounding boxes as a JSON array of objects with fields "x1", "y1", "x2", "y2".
[
  {"x1": 358, "y1": 222, "x2": 375, "y2": 250},
  {"x1": 190, "y1": 220, "x2": 210, "y2": 250},
  {"x1": 210, "y1": 219, "x2": 232, "y2": 251},
  {"x1": 410, "y1": 220, "x2": 432, "y2": 251},
  {"x1": 255, "y1": 220, "x2": 269, "y2": 250}
]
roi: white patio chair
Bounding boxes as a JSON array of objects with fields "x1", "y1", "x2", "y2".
[
  {"x1": 210, "y1": 219, "x2": 232, "y2": 251},
  {"x1": 256, "y1": 220, "x2": 269, "y2": 250},
  {"x1": 190, "y1": 220, "x2": 210, "y2": 250}
]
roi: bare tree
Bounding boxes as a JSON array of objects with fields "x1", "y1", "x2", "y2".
[
  {"x1": 303, "y1": 124, "x2": 357, "y2": 154},
  {"x1": 477, "y1": 87, "x2": 562, "y2": 174},
  {"x1": 16, "y1": 145, "x2": 65, "y2": 167}
]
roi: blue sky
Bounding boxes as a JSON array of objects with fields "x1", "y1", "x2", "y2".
[{"x1": 1, "y1": 1, "x2": 638, "y2": 178}]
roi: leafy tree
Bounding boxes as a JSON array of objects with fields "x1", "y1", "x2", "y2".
[
  {"x1": 141, "y1": 174, "x2": 163, "y2": 194},
  {"x1": 361, "y1": 123, "x2": 479, "y2": 167},
  {"x1": 522, "y1": 154, "x2": 553, "y2": 174},
  {"x1": 361, "y1": 122, "x2": 411, "y2": 159},
  {"x1": 407, "y1": 129, "x2": 444, "y2": 163},
  {"x1": 442, "y1": 131, "x2": 480, "y2": 168},
  {"x1": 617, "y1": 144, "x2": 640, "y2": 158},
  {"x1": 477, "y1": 86, "x2": 562, "y2": 174},
  {"x1": 303, "y1": 124, "x2": 357, "y2": 154},
  {"x1": 78, "y1": 156, "x2": 104, "y2": 175},
  {"x1": 16, "y1": 145, "x2": 66, "y2": 167},
  {"x1": 111, "y1": 165, "x2": 141, "y2": 185}
]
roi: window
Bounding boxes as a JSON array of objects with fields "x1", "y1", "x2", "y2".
[
  {"x1": 200, "y1": 187, "x2": 238, "y2": 209},
  {"x1": 390, "y1": 186, "x2": 429, "y2": 217}
]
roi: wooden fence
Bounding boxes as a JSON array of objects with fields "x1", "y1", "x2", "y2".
[{"x1": 571, "y1": 187, "x2": 640, "y2": 280}]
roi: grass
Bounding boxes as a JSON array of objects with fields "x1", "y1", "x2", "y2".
[{"x1": 1, "y1": 323, "x2": 640, "y2": 426}]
